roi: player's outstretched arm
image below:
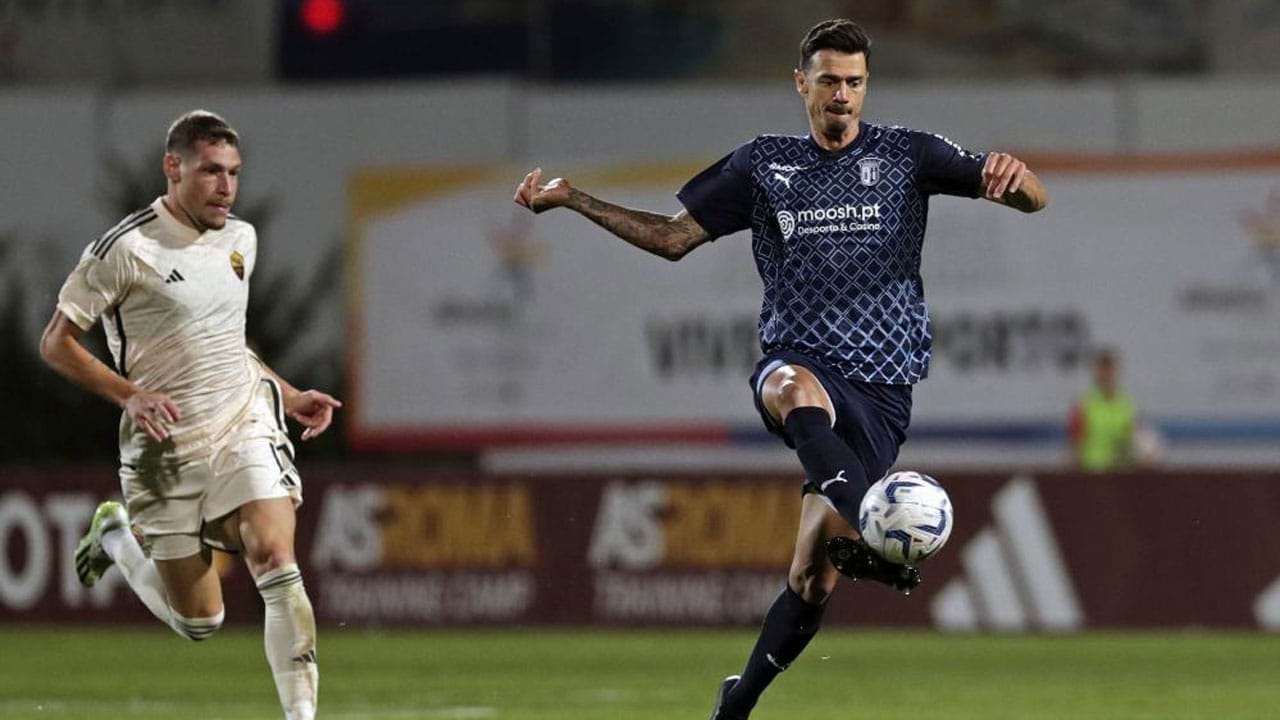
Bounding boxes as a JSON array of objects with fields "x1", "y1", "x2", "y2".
[
  {"x1": 513, "y1": 167, "x2": 711, "y2": 261},
  {"x1": 253, "y1": 356, "x2": 342, "y2": 441},
  {"x1": 981, "y1": 152, "x2": 1048, "y2": 213},
  {"x1": 39, "y1": 310, "x2": 181, "y2": 442}
]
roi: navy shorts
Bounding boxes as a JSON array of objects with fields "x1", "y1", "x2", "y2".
[{"x1": 749, "y1": 349, "x2": 913, "y2": 494}]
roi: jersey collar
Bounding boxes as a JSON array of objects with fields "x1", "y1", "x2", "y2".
[
  {"x1": 152, "y1": 197, "x2": 206, "y2": 243},
  {"x1": 807, "y1": 121, "x2": 869, "y2": 159}
]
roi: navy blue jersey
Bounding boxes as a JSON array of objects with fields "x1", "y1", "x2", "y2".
[{"x1": 677, "y1": 122, "x2": 985, "y2": 385}]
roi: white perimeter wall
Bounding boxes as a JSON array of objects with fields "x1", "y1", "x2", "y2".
[{"x1": 5, "y1": 78, "x2": 1280, "y2": 467}]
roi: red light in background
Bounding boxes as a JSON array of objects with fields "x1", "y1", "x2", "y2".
[{"x1": 301, "y1": 0, "x2": 344, "y2": 36}]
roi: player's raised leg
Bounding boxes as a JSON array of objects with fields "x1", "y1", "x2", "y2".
[
  {"x1": 235, "y1": 497, "x2": 318, "y2": 720},
  {"x1": 77, "y1": 500, "x2": 226, "y2": 641},
  {"x1": 759, "y1": 363, "x2": 920, "y2": 588},
  {"x1": 765, "y1": 364, "x2": 872, "y2": 525}
]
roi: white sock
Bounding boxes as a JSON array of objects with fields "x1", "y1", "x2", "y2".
[
  {"x1": 100, "y1": 527, "x2": 173, "y2": 626},
  {"x1": 257, "y1": 564, "x2": 318, "y2": 720},
  {"x1": 171, "y1": 609, "x2": 225, "y2": 641},
  {"x1": 100, "y1": 527, "x2": 224, "y2": 641}
]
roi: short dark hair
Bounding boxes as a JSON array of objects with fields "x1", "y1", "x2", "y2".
[
  {"x1": 165, "y1": 110, "x2": 239, "y2": 155},
  {"x1": 799, "y1": 19, "x2": 872, "y2": 71}
]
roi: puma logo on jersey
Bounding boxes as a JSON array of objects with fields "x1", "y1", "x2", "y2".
[
  {"x1": 821, "y1": 470, "x2": 848, "y2": 492},
  {"x1": 768, "y1": 162, "x2": 801, "y2": 190},
  {"x1": 164, "y1": 269, "x2": 186, "y2": 284}
]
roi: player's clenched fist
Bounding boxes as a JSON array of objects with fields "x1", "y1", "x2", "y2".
[
  {"x1": 981, "y1": 152, "x2": 1028, "y2": 200},
  {"x1": 513, "y1": 167, "x2": 573, "y2": 213}
]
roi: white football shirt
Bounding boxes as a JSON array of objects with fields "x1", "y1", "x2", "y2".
[{"x1": 57, "y1": 197, "x2": 263, "y2": 464}]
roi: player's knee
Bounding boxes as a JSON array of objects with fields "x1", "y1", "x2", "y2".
[
  {"x1": 244, "y1": 542, "x2": 295, "y2": 575},
  {"x1": 789, "y1": 562, "x2": 838, "y2": 605},
  {"x1": 172, "y1": 608, "x2": 225, "y2": 642},
  {"x1": 775, "y1": 377, "x2": 825, "y2": 418}
]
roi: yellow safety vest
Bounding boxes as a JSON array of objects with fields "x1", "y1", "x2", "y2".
[{"x1": 1078, "y1": 387, "x2": 1136, "y2": 472}]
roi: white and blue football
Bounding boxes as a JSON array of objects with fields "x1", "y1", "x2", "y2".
[{"x1": 858, "y1": 471, "x2": 953, "y2": 565}]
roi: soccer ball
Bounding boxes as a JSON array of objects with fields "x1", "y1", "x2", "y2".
[{"x1": 858, "y1": 471, "x2": 953, "y2": 565}]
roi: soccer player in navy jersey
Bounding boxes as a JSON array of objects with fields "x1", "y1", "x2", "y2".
[{"x1": 514, "y1": 18, "x2": 1047, "y2": 719}]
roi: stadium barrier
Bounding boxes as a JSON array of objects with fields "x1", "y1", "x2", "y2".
[{"x1": 2, "y1": 466, "x2": 1278, "y2": 630}]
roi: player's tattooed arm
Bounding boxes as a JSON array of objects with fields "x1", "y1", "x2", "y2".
[
  {"x1": 981, "y1": 152, "x2": 1048, "y2": 213},
  {"x1": 567, "y1": 191, "x2": 710, "y2": 261},
  {"x1": 513, "y1": 168, "x2": 711, "y2": 260}
]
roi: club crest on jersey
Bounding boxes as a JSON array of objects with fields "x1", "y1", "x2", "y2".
[
  {"x1": 230, "y1": 251, "x2": 245, "y2": 280},
  {"x1": 777, "y1": 210, "x2": 796, "y2": 240},
  {"x1": 857, "y1": 157, "x2": 882, "y2": 186}
]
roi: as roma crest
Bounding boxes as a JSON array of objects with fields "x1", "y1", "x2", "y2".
[{"x1": 230, "y1": 251, "x2": 245, "y2": 280}]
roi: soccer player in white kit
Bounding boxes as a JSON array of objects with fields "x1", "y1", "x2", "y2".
[{"x1": 39, "y1": 110, "x2": 339, "y2": 720}]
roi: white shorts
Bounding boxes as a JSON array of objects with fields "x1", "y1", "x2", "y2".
[{"x1": 121, "y1": 378, "x2": 302, "y2": 560}]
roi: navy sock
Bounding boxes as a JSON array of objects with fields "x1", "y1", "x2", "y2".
[
  {"x1": 783, "y1": 406, "x2": 870, "y2": 525},
  {"x1": 724, "y1": 587, "x2": 826, "y2": 716}
]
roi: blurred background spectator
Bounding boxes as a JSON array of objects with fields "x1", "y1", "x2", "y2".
[{"x1": 1068, "y1": 348, "x2": 1165, "y2": 472}]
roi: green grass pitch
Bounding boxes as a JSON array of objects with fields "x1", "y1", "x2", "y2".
[{"x1": 1, "y1": 626, "x2": 1277, "y2": 718}]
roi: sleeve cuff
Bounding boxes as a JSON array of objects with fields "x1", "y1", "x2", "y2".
[{"x1": 55, "y1": 302, "x2": 96, "y2": 331}]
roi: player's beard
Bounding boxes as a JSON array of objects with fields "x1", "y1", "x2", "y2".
[
  {"x1": 822, "y1": 116, "x2": 850, "y2": 142},
  {"x1": 201, "y1": 200, "x2": 234, "y2": 230},
  {"x1": 202, "y1": 212, "x2": 228, "y2": 230},
  {"x1": 820, "y1": 104, "x2": 853, "y2": 142}
]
